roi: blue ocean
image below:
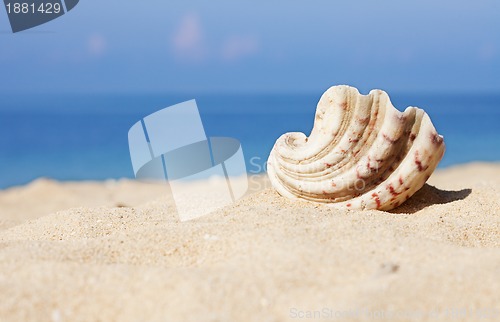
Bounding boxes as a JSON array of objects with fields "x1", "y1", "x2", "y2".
[{"x1": 0, "y1": 92, "x2": 499, "y2": 189}]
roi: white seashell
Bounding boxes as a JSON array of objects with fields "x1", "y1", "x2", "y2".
[{"x1": 267, "y1": 85, "x2": 445, "y2": 210}]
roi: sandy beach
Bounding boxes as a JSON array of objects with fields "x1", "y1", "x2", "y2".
[{"x1": 0, "y1": 162, "x2": 499, "y2": 322}]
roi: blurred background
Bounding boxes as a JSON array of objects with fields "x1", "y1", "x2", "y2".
[{"x1": 0, "y1": 0, "x2": 499, "y2": 188}]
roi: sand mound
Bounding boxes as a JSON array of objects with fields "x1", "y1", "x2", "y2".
[{"x1": 0, "y1": 164, "x2": 499, "y2": 321}]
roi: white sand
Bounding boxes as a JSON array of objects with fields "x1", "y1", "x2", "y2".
[{"x1": 0, "y1": 163, "x2": 499, "y2": 322}]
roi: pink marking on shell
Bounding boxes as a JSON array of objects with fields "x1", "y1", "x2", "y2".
[
  {"x1": 388, "y1": 184, "x2": 400, "y2": 197},
  {"x1": 414, "y1": 150, "x2": 428, "y2": 172},
  {"x1": 372, "y1": 192, "x2": 381, "y2": 209},
  {"x1": 395, "y1": 114, "x2": 406, "y2": 122},
  {"x1": 431, "y1": 132, "x2": 444, "y2": 146},
  {"x1": 382, "y1": 133, "x2": 397, "y2": 143},
  {"x1": 357, "y1": 116, "x2": 370, "y2": 124}
]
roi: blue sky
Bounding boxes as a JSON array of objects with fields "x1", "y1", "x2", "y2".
[{"x1": 0, "y1": 0, "x2": 499, "y2": 94}]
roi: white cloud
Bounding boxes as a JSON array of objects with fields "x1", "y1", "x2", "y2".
[
  {"x1": 87, "y1": 34, "x2": 107, "y2": 57},
  {"x1": 221, "y1": 36, "x2": 259, "y2": 62},
  {"x1": 171, "y1": 13, "x2": 206, "y2": 62},
  {"x1": 170, "y1": 13, "x2": 260, "y2": 64}
]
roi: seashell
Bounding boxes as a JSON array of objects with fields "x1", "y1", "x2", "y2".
[{"x1": 267, "y1": 85, "x2": 445, "y2": 210}]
